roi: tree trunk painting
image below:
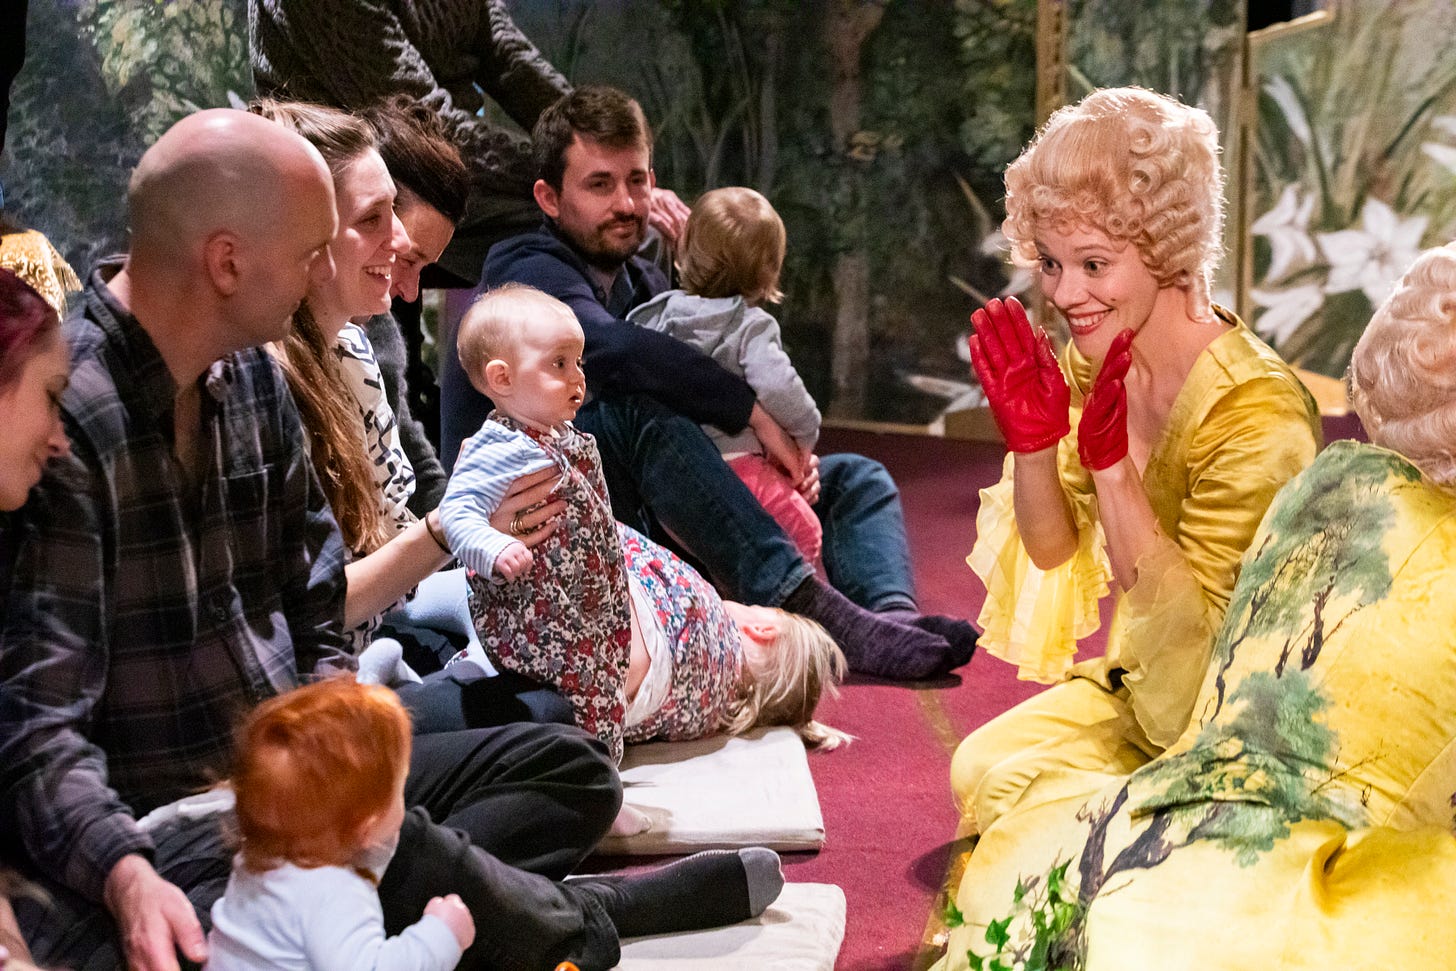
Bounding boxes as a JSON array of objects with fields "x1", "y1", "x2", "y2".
[{"x1": 826, "y1": 0, "x2": 886, "y2": 418}]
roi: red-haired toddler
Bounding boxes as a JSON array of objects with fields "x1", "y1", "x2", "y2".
[{"x1": 205, "y1": 677, "x2": 475, "y2": 970}]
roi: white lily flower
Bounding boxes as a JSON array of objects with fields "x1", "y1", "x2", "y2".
[
  {"x1": 979, "y1": 228, "x2": 1011, "y2": 257},
  {"x1": 1423, "y1": 141, "x2": 1456, "y2": 175},
  {"x1": 999, "y1": 266, "x2": 1035, "y2": 298},
  {"x1": 1316, "y1": 197, "x2": 1428, "y2": 306},
  {"x1": 1251, "y1": 283, "x2": 1324, "y2": 346},
  {"x1": 1252, "y1": 185, "x2": 1318, "y2": 282},
  {"x1": 980, "y1": 228, "x2": 1037, "y2": 298}
]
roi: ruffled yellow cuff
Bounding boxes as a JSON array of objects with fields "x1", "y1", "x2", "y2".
[
  {"x1": 967, "y1": 456, "x2": 1111, "y2": 683},
  {"x1": 1114, "y1": 535, "x2": 1222, "y2": 749}
]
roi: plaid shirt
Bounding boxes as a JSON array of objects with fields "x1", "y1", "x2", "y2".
[{"x1": 0, "y1": 265, "x2": 351, "y2": 903}]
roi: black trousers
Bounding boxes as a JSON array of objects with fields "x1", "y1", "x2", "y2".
[
  {"x1": 398, "y1": 665, "x2": 575, "y2": 735},
  {"x1": 17, "y1": 722, "x2": 625, "y2": 970}
]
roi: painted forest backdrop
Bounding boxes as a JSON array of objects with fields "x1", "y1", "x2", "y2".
[{"x1": 4, "y1": 1, "x2": 1454, "y2": 424}]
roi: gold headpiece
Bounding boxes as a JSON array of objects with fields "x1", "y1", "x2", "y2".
[{"x1": 0, "y1": 226, "x2": 81, "y2": 314}]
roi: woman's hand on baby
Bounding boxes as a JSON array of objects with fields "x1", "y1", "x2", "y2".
[
  {"x1": 648, "y1": 187, "x2": 691, "y2": 245},
  {"x1": 494, "y1": 541, "x2": 534, "y2": 580},
  {"x1": 491, "y1": 466, "x2": 565, "y2": 549},
  {"x1": 425, "y1": 894, "x2": 476, "y2": 951},
  {"x1": 968, "y1": 296, "x2": 1071, "y2": 453},
  {"x1": 1078, "y1": 329, "x2": 1135, "y2": 472}
]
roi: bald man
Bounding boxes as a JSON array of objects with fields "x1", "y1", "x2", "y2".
[
  {"x1": 0, "y1": 108, "x2": 345, "y2": 970},
  {"x1": 0, "y1": 108, "x2": 780, "y2": 971}
]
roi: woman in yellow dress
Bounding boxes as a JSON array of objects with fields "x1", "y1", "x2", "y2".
[
  {"x1": 937, "y1": 242, "x2": 1456, "y2": 971},
  {"x1": 955, "y1": 87, "x2": 1321, "y2": 835}
]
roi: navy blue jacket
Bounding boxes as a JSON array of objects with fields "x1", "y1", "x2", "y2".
[{"x1": 483, "y1": 222, "x2": 757, "y2": 432}]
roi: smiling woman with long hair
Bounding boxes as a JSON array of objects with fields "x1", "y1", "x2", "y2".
[{"x1": 248, "y1": 98, "x2": 460, "y2": 653}]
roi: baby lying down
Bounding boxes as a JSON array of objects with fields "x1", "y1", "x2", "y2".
[{"x1": 439, "y1": 284, "x2": 848, "y2": 768}]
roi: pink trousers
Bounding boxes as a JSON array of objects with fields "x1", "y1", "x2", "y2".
[{"x1": 728, "y1": 453, "x2": 824, "y2": 573}]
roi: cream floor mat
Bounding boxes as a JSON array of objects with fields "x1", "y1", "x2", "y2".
[
  {"x1": 615, "y1": 882, "x2": 847, "y2": 970},
  {"x1": 597, "y1": 727, "x2": 826, "y2": 855}
]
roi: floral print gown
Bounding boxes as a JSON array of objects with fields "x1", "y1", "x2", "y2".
[
  {"x1": 463, "y1": 416, "x2": 632, "y2": 762},
  {"x1": 936, "y1": 441, "x2": 1456, "y2": 970},
  {"x1": 618, "y1": 524, "x2": 742, "y2": 744}
]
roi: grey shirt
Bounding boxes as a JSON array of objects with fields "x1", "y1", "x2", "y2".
[{"x1": 628, "y1": 291, "x2": 820, "y2": 457}]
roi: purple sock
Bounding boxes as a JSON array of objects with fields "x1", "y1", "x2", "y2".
[
  {"x1": 781, "y1": 577, "x2": 965, "y2": 680},
  {"x1": 879, "y1": 608, "x2": 979, "y2": 670}
]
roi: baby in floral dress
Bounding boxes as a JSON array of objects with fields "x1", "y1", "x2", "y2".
[
  {"x1": 439, "y1": 284, "x2": 633, "y2": 760},
  {"x1": 441, "y1": 285, "x2": 850, "y2": 766}
]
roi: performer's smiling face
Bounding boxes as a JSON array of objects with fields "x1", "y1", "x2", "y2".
[{"x1": 1034, "y1": 223, "x2": 1161, "y2": 364}]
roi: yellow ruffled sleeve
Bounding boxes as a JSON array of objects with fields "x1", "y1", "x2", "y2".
[
  {"x1": 967, "y1": 444, "x2": 1112, "y2": 683},
  {"x1": 1111, "y1": 376, "x2": 1321, "y2": 748}
]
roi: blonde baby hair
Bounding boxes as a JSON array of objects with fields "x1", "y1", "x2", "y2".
[
  {"x1": 457, "y1": 282, "x2": 577, "y2": 396},
  {"x1": 723, "y1": 610, "x2": 851, "y2": 750},
  {"x1": 678, "y1": 186, "x2": 786, "y2": 305}
]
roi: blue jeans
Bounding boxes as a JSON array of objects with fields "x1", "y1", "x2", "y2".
[
  {"x1": 816, "y1": 452, "x2": 917, "y2": 612},
  {"x1": 575, "y1": 393, "x2": 917, "y2": 611},
  {"x1": 394, "y1": 566, "x2": 483, "y2": 658}
]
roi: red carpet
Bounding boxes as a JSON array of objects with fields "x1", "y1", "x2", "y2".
[
  {"x1": 593, "y1": 418, "x2": 1363, "y2": 969},
  {"x1": 781, "y1": 428, "x2": 1055, "y2": 970}
]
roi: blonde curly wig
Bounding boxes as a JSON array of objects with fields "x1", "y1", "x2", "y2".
[
  {"x1": 1349, "y1": 244, "x2": 1456, "y2": 486},
  {"x1": 1002, "y1": 87, "x2": 1225, "y2": 316}
]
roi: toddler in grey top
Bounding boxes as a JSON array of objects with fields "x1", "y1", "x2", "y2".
[{"x1": 628, "y1": 187, "x2": 823, "y2": 568}]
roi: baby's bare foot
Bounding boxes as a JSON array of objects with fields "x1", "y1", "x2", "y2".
[{"x1": 610, "y1": 804, "x2": 652, "y2": 837}]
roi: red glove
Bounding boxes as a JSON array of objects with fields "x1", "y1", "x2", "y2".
[
  {"x1": 1077, "y1": 329, "x2": 1135, "y2": 471},
  {"x1": 968, "y1": 296, "x2": 1070, "y2": 453}
]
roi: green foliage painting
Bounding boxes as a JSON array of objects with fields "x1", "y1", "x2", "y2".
[
  {"x1": 2, "y1": 0, "x2": 251, "y2": 273},
  {"x1": 10, "y1": 0, "x2": 1447, "y2": 418},
  {"x1": 5, "y1": 0, "x2": 1045, "y2": 423},
  {"x1": 512, "y1": 0, "x2": 1040, "y2": 422}
]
